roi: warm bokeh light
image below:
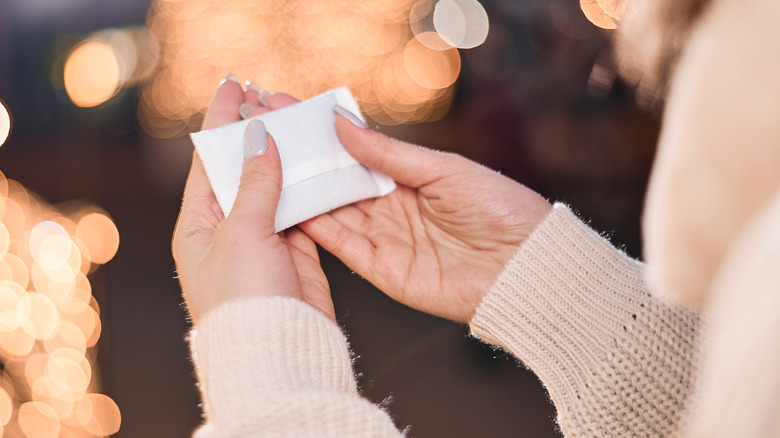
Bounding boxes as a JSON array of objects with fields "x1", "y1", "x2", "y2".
[
  {"x1": 55, "y1": 26, "x2": 158, "y2": 109},
  {"x1": 18, "y1": 401, "x2": 60, "y2": 438},
  {"x1": 25, "y1": 293, "x2": 60, "y2": 341},
  {"x1": 63, "y1": 40, "x2": 121, "y2": 108},
  {"x1": 410, "y1": 0, "x2": 456, "y2": 50},
  {"x1": 0, "y1": 100, "x2": 10, "y2": 148},
  {"x1": 0, "y1": 281, "x2": 27, "y2": 332},
  {"x1": 0, "y1": 222, "x2": 9, "y2": 258},
  {"x1": 75, "y1": 212, "x2": 119, "y2": 265},
  {"x1": 580, "y1": 0, "x2": 618, "y2": 29},
  {"x1": 596, "y1": 0, "x2": 626, "y2": 20},
  {"x1": 0, "y1": 386, "x2": 11, "y2": 425},
  {"x1": 404, "y1": 38, "x2": 461, "y2": 90},
  {"x1": 43, "y1": 321, "x2": 87, "y2": 356},
  {"x1": 83, "y1": 393, "x2": 121, "y2": 436},
  {"x1": 141, "y1": 0, "x2": 489, "y2": 133},
  {"x1": 0, "y1": 177, "x2": 121, "y2": 436},
  {"x1": 4, "y1": 253, "x2": 30, "y2": 289}
]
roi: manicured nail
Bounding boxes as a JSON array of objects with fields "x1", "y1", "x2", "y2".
[
  {"x1": 239, "y1": 102, "x2": 254, "y2": 119},
  {"x1": 220, "y1": 73, "x2": 240, "y2": 85},
  {"x1": 246, "y1": 81, "x2": 272, "y2": 107},
  {"x1": 334, "y1": 105, "x2": 367, "y2": 129},
  {"x1": 244, "y1": 80, "x2": 260, "y2": 92},
  {"x1": 257, "y1": 89, "x2": 273, "y2": 107},
  {"x1": 244, "y1": 119, "x2": 268, "y2": 160}
]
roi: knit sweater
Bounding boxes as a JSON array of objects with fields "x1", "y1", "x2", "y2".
[
  {"x1": 470, "y1": 204, "x2": 700, "y2": 437},
  {"x1": 188, "y1": 204, "x2": 701, "y2": 437}
]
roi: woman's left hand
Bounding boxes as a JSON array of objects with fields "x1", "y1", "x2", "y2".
[{"x1": 172, "y1": 78, "x2": 334, "y2": 325}]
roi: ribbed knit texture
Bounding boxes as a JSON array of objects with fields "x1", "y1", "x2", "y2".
[
  {"x1": 189, "y1": 296, "x2": 402, "y2": 437},
  {"x1": 470, "y1": 204, "x2": 701, "y2": 437}
]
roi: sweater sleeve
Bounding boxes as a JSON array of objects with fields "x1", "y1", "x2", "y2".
[
  {"x1": 188, "y1": 296, "x2": 402, "y2": 438},
  {"x1": 469, "y1": 204, "x2": 701, "y2": 437}
]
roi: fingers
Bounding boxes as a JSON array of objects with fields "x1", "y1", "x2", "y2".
[
  {"x1": 285, "y1": 226, "x2": 320, "y2": 262},
  {"x1": 202, "y1": 76, "x2": 244, "y2": 130},
  {"x1": 334, "y1": 110, "x2": 452, "y2": 188},
  {"x1": 285, "y1": 227, "x2": 336, "y2": 322},
  {"x1": 264, "y1": 92, "x2": 300, "y2": 109},
  {"x1": 229, "y1": 121, "x2": 282, "y2": 232},
  {"x1": 179, "y1": 77, "x2": 246, "y2": 228},
  {"x1": 241, "y1": 84, "x2": 301, "y2": 119},
  {"x1": 299, "y1": 210, "x2": 375, "y2": 276}
]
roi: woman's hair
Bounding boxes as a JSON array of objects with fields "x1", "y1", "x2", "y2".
[{"x1": 615, "y1": 0, "x2": 711, "y2": 107}]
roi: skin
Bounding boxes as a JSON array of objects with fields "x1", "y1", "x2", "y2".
[
  {"x1": 172, "y1": 79, "x2": 334, "y2": 325},
  {"x1": 173, "y1": 79, "x2": 552, "y2": 326},
  {"x1": 300, "y1": 120, "x2": 552, "y2": 322}
]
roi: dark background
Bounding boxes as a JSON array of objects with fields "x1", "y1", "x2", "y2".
[{"x1": 0, "y1": 0, "x2": 659, "y2": 436}]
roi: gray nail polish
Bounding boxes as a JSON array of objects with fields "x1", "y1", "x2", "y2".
[
  {"x1": 333, "y1": 105, "x2": 367, "y2": 129},
  {"x1": 220, "y1": 73, "x2": 240, "y2": 85},
  {"x1": 244, "y1": 81, "x2": 260, "y2": 92},
  {"x1": 239, "y1": 102, "x2": 254, "y2": 119},
  {"x1": 257, "y1": 89, "x2": 273, "y2": 107},
  {"x1": 244, "y1": 119, "x2": 268, "y2": 160}
]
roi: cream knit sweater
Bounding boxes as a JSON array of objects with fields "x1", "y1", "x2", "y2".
[{"x1": 189, "y1": 204, "x2": 703, "y2": 437}]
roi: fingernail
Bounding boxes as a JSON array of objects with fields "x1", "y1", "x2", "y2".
[
  {"x1": 244, "y1": 80, "x2": 260, "y2": 92},
  {"x1": 246, "y1": 81, "x2": 273, "y2": 107},
  {"x1": 257, "y1": 89, "x2": 273, "y2": 107},
  {"x1": 244, "y1": 119, "x2": 268, "y2": 160},
  {"x1": 220, "y1": 73, "x2": 240, "y2": 85},
  {"x1": 239, "y1": 102, "x2": 254, "y2": 119},
  {"x1": 334, "y1": 105, "x2": 367, "y2": 129}
]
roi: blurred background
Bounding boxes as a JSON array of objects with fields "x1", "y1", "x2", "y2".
[{"x1": 0, "y1": 0, "x2": 659, "y2": 436}]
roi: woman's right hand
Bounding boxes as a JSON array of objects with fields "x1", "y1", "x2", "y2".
[{"x1": 301, "y1": 113, "x2": 552, "y2": 323}]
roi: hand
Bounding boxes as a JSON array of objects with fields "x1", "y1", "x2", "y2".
[
  {"x1": 300, "y1": 115, "x2": 552, "y2": 323},
  {"x1": 172, "y1": 79, "x2": 334, "y2": 325}
]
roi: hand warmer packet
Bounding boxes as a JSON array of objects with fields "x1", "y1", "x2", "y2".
[{"x1": 190, "y1": 87, "x2": 395, "y2": 232}]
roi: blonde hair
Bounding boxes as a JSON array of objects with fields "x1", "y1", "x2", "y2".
[{"x1": 616, "y1": 0, "x2": 710, "y2": 107}]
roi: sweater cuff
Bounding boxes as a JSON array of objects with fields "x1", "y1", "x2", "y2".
[
  {"x1": 470, "y1": 204, "x2": 698, "y2": 436},
  {"x1": 470, "y1": 203, "x2": 648, "y2": 357},
  {"x1": 189, "y1": 296, "x2": 357, "y2": 424}
]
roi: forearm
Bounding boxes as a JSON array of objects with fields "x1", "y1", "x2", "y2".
[
  {"x1": 470, "y1": 204, "x2": 701, "y2": 437},
  {"x1": 189, "y1": 296, "x2": 402, "y2": 438}
]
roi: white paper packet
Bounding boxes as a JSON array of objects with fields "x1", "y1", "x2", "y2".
[{"x1": 190, "y1": 87, "x2": 395, "y2": 232}]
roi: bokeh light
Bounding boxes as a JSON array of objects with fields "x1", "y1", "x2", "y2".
[
  {"x1": 580, "y1": 0, "x2": 618, "y2": 30},
  {"x1": 18, "y1": 401, "x2": 60, "y2": 438},
  {"x1": 404, "y1": 38, "x2": 461, "y2": 90},
  {"x1": 141, "y1": 0, "x2": 490, "y2": 134},
  {"x1": 0, "y1": 386, "x2": 11, "y2": 426},
  {"x1": 0, "y1": 173, "x2": 121, "y2": 436},
  {"x1": 411, "y1": 0, "x2": 456, "y2": 50},
  {"x1": 596, "y1": 0, "x2": 626, "y2": 20},
  {"x1": 63, "y1": 40, "x2": 121, "y2": 108},
  {"x1": 82, "y1": 393, "x2": 121, "y2": 436},
  {"x1": 0, "y1": 100, "x2": 10, "y2": 148},
  {"x1": 75, "y1": 212, "x2": 119, "y2": 266},
  {"x1": 433, "y1": 0, "x2": 489, "y2": 49},
  {"x1": 58, "y1": 27, "x2": 158, "y2": 109}
]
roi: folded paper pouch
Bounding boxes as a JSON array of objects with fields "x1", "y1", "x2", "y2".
[{"x1": 190, "y1": 87, "x2": 396, "y2": 232}]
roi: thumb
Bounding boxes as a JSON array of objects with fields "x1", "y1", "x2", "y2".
[
  {"x1": 230, "y1": 119, "x2": 282, "y2": 231},
  {"x1": 334, "y1": 106, "x2": 451, "y2": 188}
]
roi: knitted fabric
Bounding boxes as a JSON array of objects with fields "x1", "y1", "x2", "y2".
[
  {"x1": 470, "y1": 204, "x2": 701, "y2": 437},
  {"x1": 187, "y1": 205, "x2": 702, "y2": 437},
  {"x1": 189, "y1": 296, "x2": 402, "y2": 438}
]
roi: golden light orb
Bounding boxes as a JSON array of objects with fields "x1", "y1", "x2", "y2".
[
  {"x1": 17, "y1": 401, "x2": 60, "y2": 438},
  {"x1": 75, "y1": 212, "x2": 119, "y2": 265},
  {"x1": 63, "y1": 40, "x2": 121, "y2": 108},
  {"x1": 403, "y1": 38, "x2": 461, "y2": 90},
  {"x1": 580, "y1": 0, "x2": 618, "y2": 29}
]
